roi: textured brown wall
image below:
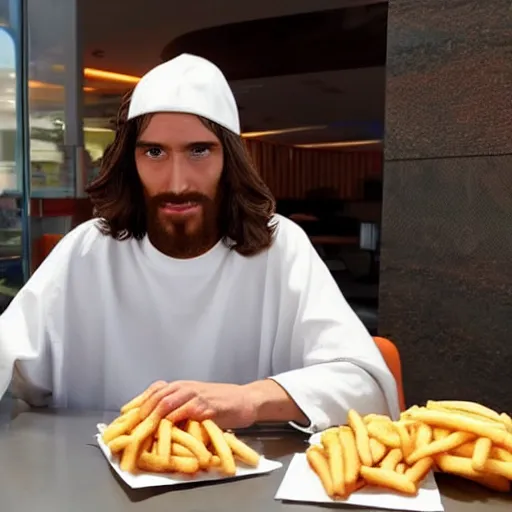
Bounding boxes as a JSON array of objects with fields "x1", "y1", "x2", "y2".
[{"x1": 379, "y1": 0, "x2": 512, "y2": 411}]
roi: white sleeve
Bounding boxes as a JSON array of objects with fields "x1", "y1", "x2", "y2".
[
  {"x1": 0, "y1": 237, "x2": 69, "y2": 406},
  {"x1": 270, "y1": 222, "x2": 400, "y2": 433}
]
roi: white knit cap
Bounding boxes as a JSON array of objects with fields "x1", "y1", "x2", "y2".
[{"x1": 127, "y1": 53, "x2": 240, "y2": 134}]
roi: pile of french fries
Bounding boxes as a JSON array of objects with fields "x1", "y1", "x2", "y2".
[
  {"x1": 308, "y1": 400, "x2": 512, "y2": 499},
  {"x1": 101, "y1": 409, "x2": 261, "y2": 477}
]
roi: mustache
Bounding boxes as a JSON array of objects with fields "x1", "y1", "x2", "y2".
[{"x1": 149, "y1": 192, "x2": 211, "y2": 206}]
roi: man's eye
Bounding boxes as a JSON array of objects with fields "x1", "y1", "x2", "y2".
[
  {"x1": 145, "y1": 147, "x2": 164, "y2": 159},
  {"x1": 190, "y1": 145, "x2": 211, "y2": 159}
]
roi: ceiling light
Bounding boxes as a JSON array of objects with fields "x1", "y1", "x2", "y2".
[
  {"x1": 242, "y1": 125, "x2": 326, "y2": 138},
  {"x1": 52, "y1": 64, "x2": 141, "y2": 84},
  {"x1": 84, "y1": 67, "x2": 140, "y2": 84},
  {"x1": 28, "y1": 80, "x2": 94, "y2": 92},
  {"x1": 83, "y1": 127, "x2": 115, "y2": 133},
  {"x1": 295, "y1": 140, "x2": 382, "y2": 149}
]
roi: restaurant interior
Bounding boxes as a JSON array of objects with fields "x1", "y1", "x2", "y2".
[
  {"x1": 2, "y1": 1, "x2": 512, "y2": 510},
  {"x1": 0, "y1": 0, "x2": 388, "y2": 335}
]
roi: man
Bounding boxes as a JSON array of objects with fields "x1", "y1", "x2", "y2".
[{"x1": 0, "y1": 54, "x2": 399, "y2": 432}]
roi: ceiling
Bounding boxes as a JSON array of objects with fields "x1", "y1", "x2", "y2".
[
  {"x1": 22, "y1": 0, "x2": 388, "y2": 146},
  {"x1": 80, "y1": 0, "x2": 385, "y2": 76}
]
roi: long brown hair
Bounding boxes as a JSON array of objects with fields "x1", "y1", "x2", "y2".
[{"x1": 86, "y1": 91, "x2": 276, "y2": 256}]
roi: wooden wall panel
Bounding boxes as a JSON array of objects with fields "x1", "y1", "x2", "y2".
[{"x1": 245, "y1": 139, "x2": 382, "y2": 200}]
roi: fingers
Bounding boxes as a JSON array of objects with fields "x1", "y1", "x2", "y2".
[
  {"x1": 139, "y1": 382, "x2": 182, "y2": 419},
  {"x1": 121, "y1": 380, "x2": 167, "y2": 414},
  {"x1": 154, "y1": 389, "x2": 196, "y2": 419},
  {"x1": 136, "y1": 381, "x2": 216, "y2": 425},
  {"x1": 165, "y1": 396, "x2": 214, "y2": 424}
]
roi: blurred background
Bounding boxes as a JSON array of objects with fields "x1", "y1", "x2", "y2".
[
  {"x1": 0, "y1": 0, "x2": 387, "y2": 332},
  {"x1": 3, "y1": 0, "x2": 512, "y2": 412}
]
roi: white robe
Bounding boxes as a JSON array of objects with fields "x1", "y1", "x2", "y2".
[{"x1": 0, "y1": 215, "x2": 399, "y2": 432}]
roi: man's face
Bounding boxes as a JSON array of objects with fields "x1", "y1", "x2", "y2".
[{"x1": 135, "y1": 113, "x2": 224, "y2": 257}]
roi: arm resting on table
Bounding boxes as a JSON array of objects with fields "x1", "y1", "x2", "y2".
[{"x1": 269, "y1": 360, "x2": 390, "y2": 433}]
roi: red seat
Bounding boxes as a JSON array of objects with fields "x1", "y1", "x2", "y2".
[
  {"x1": 373, "y1": 336, "x2": 406, "y2": 411},
  {"x1": 32, "y1": 233, "x2": 64, "y2": 271}
]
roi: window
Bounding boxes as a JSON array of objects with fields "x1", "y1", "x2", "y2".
[{"x1": 0, "y1": 0, "x2": 26, "y2": 313}]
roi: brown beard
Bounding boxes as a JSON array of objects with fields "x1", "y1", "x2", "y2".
[{"x1": 145, "y1": 192, "x2": 219, "y2": 258}]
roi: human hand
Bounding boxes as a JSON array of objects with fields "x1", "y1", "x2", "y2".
[{"x1": 137, "y1": 380, "x2": 259, "y2": 429}]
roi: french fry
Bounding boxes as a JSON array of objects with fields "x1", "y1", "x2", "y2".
[
  {"x1": 360, "y1": 466, "x2": 417, "y2": 496},
  {"x1": 451, "y1": 441, "x2": 474, "y2": 458},
  {"x1": 432, "y1": 401, "x2": 502, "y2": 422},
  {"x1": 307, "y1": 405, "x2": 512, "y2": 500},
  {"x1": 452, "y1": 441, "x2": 512, "y2": 464},
  {"x1": 436, "y1": 452, "x2": 512, "y2": 484},
  {"x1": 405, "y1": 457, "x2": 433, "y2": 484},
  {"x1": 171, "y1": 426, "x2": 212, "y2": 469},
  {"x1": 407, "y1": 423, "x2": 418, "y2": 443},
  {"x1": 102, "y1": 408, "x2": 140, "y2": 444},
  {"x1": 141, "y1": 436, "x2": 153, "y2": 454},
  {"x1": 394, "y1": 422, "x2": 414, "y2": 462},
  {"x1": 346, "y1": 478, "x2": 367, "y2": 494},
  {"x1": 408, "y1": 431, "x2": 475, "y2": 464},
  {"x1": 500, "y1": 413, "x2": 512, "y2": 431},
  {"x1": 171, "y1": 443, "x2": 195, "y2": 458},
  {"x1": 202, "y1": 419, "x2": 236, "y2": 476},
  {"x1": 224, "y1": 432, "x2": 260, "y2": 467},
  {"x1": 108, "y1": 434, "x2": 132, "y2": 454},
  {"x1": 363, "y1": 414, "x2": 392, "y2": 425},
  {"x1": 379, "y1": 448, "x2": 403, "y2": 471},
  {"x1": 308, "y1": 444, "x2": 326, "y2": 457},
  {"x1": 481, "y1": 459, "x2": 512, "y2": 480},
  {"x1": 348, "y1": 410, "x2": 373, "y2": 466},
  {"x1": 369, "y1": 438, "x2": 388, "y2": 464},
  {"x1": 138, "y1": 451, "x2": 199, "y2": 474},
  {"x1": 433, "y1": 428, "x2": 451, "y2": 440},
  {"x1": 472, "y1": 437, "x2": 492, "y2": 472},
  {"x1": 339, "y1": 426, "x2": 360, "y2": 486},
  {"x1": 119, "y1": 412, "x2": 161, "y2": 472},
  {"x1": 107, "y1": 393, "x2": 512, "y2": 500},
  {"x1": 406, "y1": 409, "x2": 512, "y2": 451},
  {"x1": 493, "y1": 446, "x2": 512, "y2": 463},
  {"x1": 120, "y1": 439, "x2": 142, "y2": 473},
  {"x1": 396, "y1": 463, "x2": 406, "y2": 474},
  {"x1": 435, "y1": 454, "x2": 486, "y2": 479},
  {"x1": 367, "y1": 420, "x2": 401, "y2": 449},
  {"x1": 415, "y1": 423, "x2": 433, "y2": 448},
  {"x1": 426, "y1": 402, "x2": 507, "y2": 430},
  {"x1": 307, "y1": 446, "x2": 334, "y2": 497},
  {"x1": 186, "y1": 420, "x2": 210, "y2": 445},
  {"x1": 102, "y1": 394, "x2": 268, "y2": 479},
  {"x1": 322, "y1": 430, "x2": 345, "y2": 496},
  {"x1": 156, "y1": 418, "x2": 172, "y2": 461}
]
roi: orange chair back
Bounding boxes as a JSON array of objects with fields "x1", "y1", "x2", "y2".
[
  {"x1": 32, "y1": 233, "x2": 64, "y2": 271},
  {"x1": 373, "y1": 336, "x2": 406, "y2": 411}
]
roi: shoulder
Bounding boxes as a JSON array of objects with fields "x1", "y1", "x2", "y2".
[
  {"x1": 271, "y1": 214, "x2": 313, "y2": 251},
  {"x1": 12, "y1": 220, "x2": 111, "y2": 296},
  {"x1": 51, "y1": 219, "x2": 108, "y2": 256},
  {"x1": 266, "y1": 214, "x2": 317, "y2": 267},
  {"x1": 36, "y1": 219, "x2": 118, "y2": 274}
]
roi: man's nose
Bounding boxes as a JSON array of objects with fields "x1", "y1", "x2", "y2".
[{"x1": 164, "y1": 156, "x2": 190, "y2": 195}]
